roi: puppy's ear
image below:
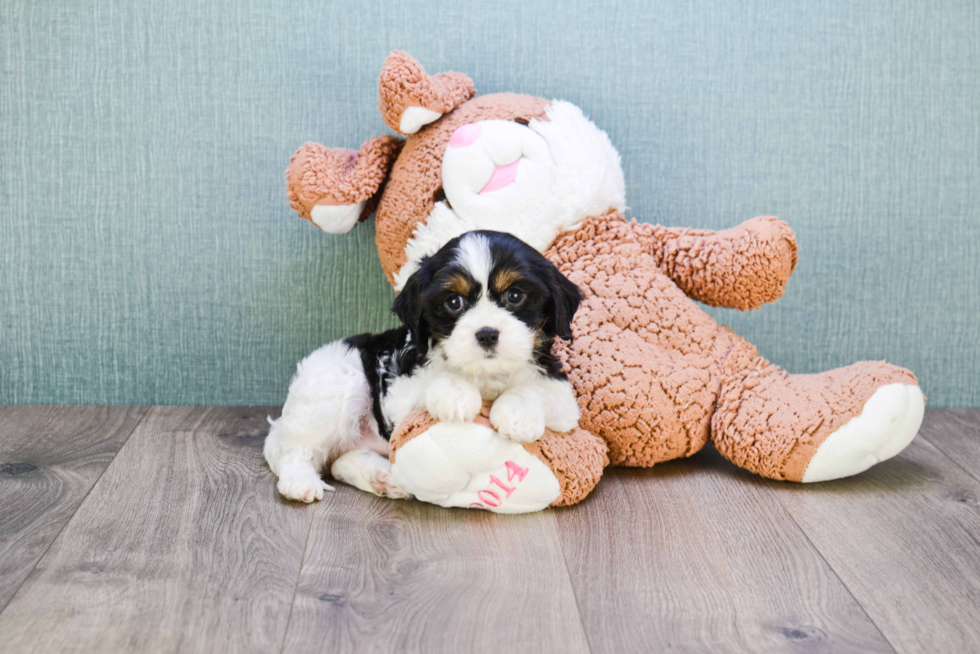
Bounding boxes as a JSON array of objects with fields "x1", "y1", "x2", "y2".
[
  {"x1": 545, "y1": 267, "x2": 582, "y2": 341},
  {"x1": 392, "y1": 260, "x2": 432, "y2": 355}
]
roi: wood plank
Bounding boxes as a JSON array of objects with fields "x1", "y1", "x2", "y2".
[
  {"x1": 282, "y1": 489, "x2": 591, "y2": 654},
  {"x1": 917, "y1": 408, "x2": 980, "y2": 484},
  {"x1": 555, "y1": 452, "x2": 894, "y2": 653},
  {"x1": 0, "y1": 406, "x2": 313, "y2": 654},
  {"x1": 766, "y1": 409, "x2": 980, "y2": 653},
  {"x1": 0, "y1": 405, "x2": 147, "y2": 611}
]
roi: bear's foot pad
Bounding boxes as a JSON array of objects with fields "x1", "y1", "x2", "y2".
[{"x1": 803, "y1": 383, "x2": 925, "y2": 482}]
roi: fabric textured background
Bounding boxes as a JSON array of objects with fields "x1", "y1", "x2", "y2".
[{"x1": 1, "y1": 0, "x2": 977, "y2": 407}]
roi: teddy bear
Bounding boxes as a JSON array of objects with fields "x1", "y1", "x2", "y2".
[{"x1": 282, "y1": 52, "x2": 925, "y2": 512}]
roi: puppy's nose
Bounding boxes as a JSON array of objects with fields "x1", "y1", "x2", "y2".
[{"x1": 475, "y1": 327, "x2": 499, "y2": 350}]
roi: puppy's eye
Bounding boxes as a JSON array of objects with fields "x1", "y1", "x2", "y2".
[
  {"x1": 445, "y1": 294, "x2": 466, "y2": 313},
  {"x1": 504, "y1": 288, "x2": 525, "y2": 306}
]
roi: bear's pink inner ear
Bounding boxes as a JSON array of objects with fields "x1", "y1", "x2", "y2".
[{"x1": 378, "y1": 51, "x2": 475, "y2": 135}]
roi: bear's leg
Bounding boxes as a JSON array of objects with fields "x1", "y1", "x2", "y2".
[{"x1": 710, "y1": 334, "x2": 924, "y2": 482}]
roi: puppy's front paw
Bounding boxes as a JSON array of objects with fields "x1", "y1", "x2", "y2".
[
  {"x1": 425, "y1": 376, "x2": 482, "y2": 423},
  {"x1": 277, "y1": 474, "x2": 334, "y2": 503},
  {"x1": 490, "y1": 393, "x2": 546, "y2": 443}
]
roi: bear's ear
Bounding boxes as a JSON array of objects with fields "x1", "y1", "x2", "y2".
[
  {"x1": 285, "y1": 135, "x2": 403, "y2": 233},
  {"x1": 378, "y1": 51, "x2": 475, "y2": 136}
]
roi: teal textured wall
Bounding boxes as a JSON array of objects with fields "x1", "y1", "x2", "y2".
[{"x1": 1, "y1": 0, "x2": 978, "y2": 407}]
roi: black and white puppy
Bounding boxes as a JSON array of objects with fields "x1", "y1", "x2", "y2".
[{"x1": 263, "y1": 230, "x2": 582, "y2": 503}]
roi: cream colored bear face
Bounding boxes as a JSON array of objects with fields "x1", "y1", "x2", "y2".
[{"x1": 393, "y1": 102, "x2": 626, "y2": 289}]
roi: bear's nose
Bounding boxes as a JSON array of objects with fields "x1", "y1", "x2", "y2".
[
  {"x1": 449, "y1": 123, "x2": 481, "y2": 148},
  {"x1": 475, "y1": 327, "x2": 499, "y2": 350}
]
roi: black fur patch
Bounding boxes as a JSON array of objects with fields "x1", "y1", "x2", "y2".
[{"x1": 344, "y1": 326, "x2": 422, "y2": 440}]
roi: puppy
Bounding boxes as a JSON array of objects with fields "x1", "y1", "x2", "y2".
[{"x1": 263, "y1": 230, "x2": 582, "y2": 502}]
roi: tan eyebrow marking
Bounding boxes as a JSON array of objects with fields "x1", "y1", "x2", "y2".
[
  {"x1": 443, "y1": 273, "x2": 473, "y2": 295},
  {"x1": 492, "y1": 268, "x2": 523, "y2": 293},
  {"x1": 533, "y1": 328, "x2": 546, "y2": 349}
]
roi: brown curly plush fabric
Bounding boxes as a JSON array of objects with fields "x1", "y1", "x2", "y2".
[
  {"x1": 378, "y1": 51, "x2": 476, "y2": 135},
  {"x1": 638, "y1": 217, "x2": 798, "y2": 310},
  {"x1": 388, "y1": 404, "x2": 436, "y2": 453},
  {"x1": 545, "y1": 211, "x2": 796, "y2": 467},
  {"x1": 523, "y1": 427, "x2": 609, "y2": 507},
  {"x1": 389, "y1": 403, "x2": 609, "y2": 507},
  {"x1": 285, "y1": 135, "x2": 403, "y2": 223},
  {"x1": 544, "y1": 212, "x2": 917, "y2": 479}
]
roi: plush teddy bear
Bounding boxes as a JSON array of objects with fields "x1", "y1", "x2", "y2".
[{"x1": 283, "y1": 52, "x2": 925, "y2": 513}]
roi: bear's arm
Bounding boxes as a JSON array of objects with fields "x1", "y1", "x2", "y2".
[{"x1": 634, "y1": 216, "x2": 798, "y2": 311}]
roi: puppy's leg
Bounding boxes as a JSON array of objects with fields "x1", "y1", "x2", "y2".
[
  {"x1": 264, "y1": 341, "x2": 373, "y2": 503},
  {"x1": 331, "y1": 450, "x2": 411, "y2": 499},
  {"x1": 274, "y1": 446, "x2": 334, "y2": 503}
]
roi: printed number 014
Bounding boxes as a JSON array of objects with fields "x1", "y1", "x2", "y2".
[{"x1": 470, "y1": 461, "x2": 529, "y2": 509}]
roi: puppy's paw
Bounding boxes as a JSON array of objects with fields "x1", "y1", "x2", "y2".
[
  {"x1": 277, "y1": 474, "x2": 334, "y2": 503},
  {"x1": 370, "y1": 467, "x2": 411, "y2": 499},
  {"x1": 331, "y1": 450, "x2": 412, "y2": 499},
  {"x1": 490, "y1": 392, "x2": 546, "y2": 443},
  {"x1": 545, "y1": 385, "x2": 582, "y2": 434},
  {"x1": 425, "y1": 375, "x2": 483, "y2": 423}
]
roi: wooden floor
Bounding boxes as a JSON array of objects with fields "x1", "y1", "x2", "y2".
[{"x1": 0, "y1": 407, "x2": 978, "y2": 653}]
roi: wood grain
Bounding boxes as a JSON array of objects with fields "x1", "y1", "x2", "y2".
[
  {"x1": 0, "y1": 405, "x2": 147, "y2": 611},
  {"x1": 555, "y1": 451, "x2": 894, "y2": 654},
  {"x1": 759, "y1": 410, "x2": 980, "y2": 653},
  {"x1": 0, "y1": 406, "x2": 313, "y2": 654},
  {"x1": 918, "y1": 408, "x2": 980, "y2": 484},
  {"x1": 282, "y1": 489, "x2": 591, "y2": 654},
  {"x1": 3, "y1": 407, "x2": 980, "y2": 652}
]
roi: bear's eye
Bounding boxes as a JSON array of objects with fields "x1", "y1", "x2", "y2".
[
  {"x1": 513, "y1": 117, "x2": 530, "y2": 126},
  {"x1": 445, "y1": 294, "x2": 466, "y2": 313},
  {"x1": 504, "y1": 288, "x2": 525, "y2": 307}
]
